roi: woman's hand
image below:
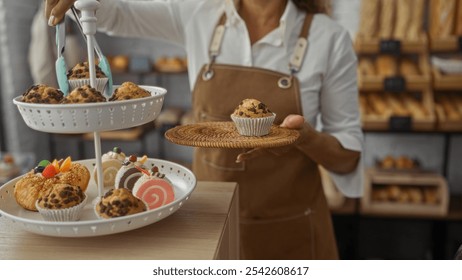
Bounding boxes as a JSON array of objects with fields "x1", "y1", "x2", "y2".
[
  {"x1": 235, "y1": 114, "x2": 310, "y2": 163},
  {"x1": 46, "y1": 0, "x2": 76, "y2": 26}
]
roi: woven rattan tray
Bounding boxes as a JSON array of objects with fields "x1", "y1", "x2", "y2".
[{"x1": 165, "y1": 122, "x2": 300, "y2": 149}]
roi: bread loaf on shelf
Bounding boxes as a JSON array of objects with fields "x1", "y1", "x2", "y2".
[
  {"x1": 407, "y1": 0, "x2": 426, "y2": 40},
  {"x1": 400, "y1": 58, "x2": 420, "y2": 76},
  {"x1": 357, "y1": 0, "x2": 380, "y2": 39},
  {"x1": 456, "y1": 0, "x2": 462, "y2": 36},
  {"x1": 430, "y1": 0, "x2": 457, "y2": 38},
  {"x1": 368, "y1": 92, "x2": 392, "y2": 117},
  {"x1": 359, "y1": 58, "x2": 377, "y2": 76},
  {"x1": 379, "y1": 0, "x2": 396, "y2": 39},
  {"x1": 393, "y1": 0, "x2": 412, "y2": 39},
  {"x1": 376, "y1": 55, "x2": 398, "y2": 76}
]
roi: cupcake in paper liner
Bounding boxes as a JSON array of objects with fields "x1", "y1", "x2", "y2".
[
  {"x1": 231, "y1": 98, "x2": 276, "y2": 136},
  {"x1": 67, "y1": 62, "x2": 109, "y2": 94},
  {"x1": 35, "y1": 183, "x2": 87, "y2": 222}
]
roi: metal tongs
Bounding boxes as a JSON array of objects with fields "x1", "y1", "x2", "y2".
[
  {"x1": 54, "y1": 6, "x2": 113, "y2": 96},
  {"x1": 71, "y1": 6, "x2": 113, "y2": 95}
]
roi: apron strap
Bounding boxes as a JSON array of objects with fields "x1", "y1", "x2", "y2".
[{"x1": 203, "y1": 12, "x2": 315, "y2": 86}]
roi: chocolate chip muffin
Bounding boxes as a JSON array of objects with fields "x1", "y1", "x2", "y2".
[
  {"x1": 21, "y1": 84, "x2": 64, "y2": 104},
  {"x1": 62, "y1": 85, "x2": 107, "y2": 103},
  {"x1": 108, "y1": 82, "x2": 151, "y2": 101},
  {"x1": 67, "y1": 62, "x2": 107, "y2": 79},
  {"x1": 36, "y1": 183, "x2": 85, "y2": 210},
  {"x1": 96, "y1": 188, "x2": 147, "y2": 219},
  {"x1": 232, "y1": 98, "x2": 273, "y2": 118}
]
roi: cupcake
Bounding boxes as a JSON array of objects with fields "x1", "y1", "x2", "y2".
[
  {"x1": 93, "y1": 147, "x2": 126, "y2": 188},
  {"x1": 67, "y1": 62, "x2": 109, "y2": 94},
  {"x1": 35, "y1": 183, "x2": 87, "y2": 222},
  {"x1": 61, "y1": 85, "x2": 106, "y2": 103},
  {"x1": 132, "y1": 166, "x2": 175, "y2": 210},
  {"x1": 231, "y1": 98, "x2": 276, "y2": 136},
  {"x1": 108, "y1": 82, "x2": 151, "y2": 101},
  {"x1": 21, "y1": 84, "x2": 64, "y2": 104},
  {"x1": 95, "y1": 188, "x2": 147, "y2": 219}
]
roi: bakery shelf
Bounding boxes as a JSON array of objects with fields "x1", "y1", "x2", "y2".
[
  {"x1": 358, "y1": 54, "x2": 431, "y2": 91},
  {"x1": 432, "y1": 67, "x2": 462, "y2": 91},
  {"x1": 361, "y1": 168, "x2": 449, "y2": 218},
  {"x1": 429, "y1": 36, "x2": 461, "y2": 53},
  {"x1": 354, "y1": 36, "x2": 428, "y2": 55},
  {"x1": 360, "y1": 90, "x2": 436, "y2": 132},
  {"x1": 434, "y1": 92, "x2": 462, "y2": 132}
]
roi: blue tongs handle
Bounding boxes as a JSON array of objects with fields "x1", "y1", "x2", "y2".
[{"x1": 55, "y1": 21, "x2": 69, "y2": 95}]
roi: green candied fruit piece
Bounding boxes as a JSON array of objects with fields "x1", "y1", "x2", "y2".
[
  {"x1": 113, "y1": 147, "x2": 122, "y2": 153},
  {"x1": 38, "y1": 160, "x2": 51, "y2": 167}
]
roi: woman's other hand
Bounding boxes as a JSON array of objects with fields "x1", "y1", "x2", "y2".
[
  {"x1": 235, "y1": 114, "x2": 309, "y2": 163},
  {"x1": 46, "y1": 0, "x2": 76, "y2": 26}
]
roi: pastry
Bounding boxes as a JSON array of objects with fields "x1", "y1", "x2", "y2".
[
  {"x1": 13, "y1": 157, "x2": 90, "y2": 211},
  {"x1": 0, "y1": 154, "x2": 20, "y2": 180},
  {"x1": 379, "y1": 155, "x2": 395, "y2": 169},
  {"x1": 132, "y1": 166, "x2": 175, "y2": 210},
  {"x1": 62, "y1": 85, "x2": 107, "y2": 103},
  {"x1": 395, "y1": 155, "x2": 415, "y2": 169},
  {"x1": 96, "y1": 188, "x2": 147, "y2": 219},
  {"x1": 93, "y1": 147, "x2": 126, "y2": 188},
  {"x1": 108, "y1": 81, "x2": 151, "y2": 101},
  {"x1": 110, "y1": 55, "x2": 130, "y2": 72},
  {"x1": 114, "y1": 155, "x2": 147, "y2": 191},
  {"x1": 35, "y1": 183, "x2": 87, "y2": 221},
  {"x1": 67, "y1": 62, "x2": 109, "y2": 93},
  {"x1": 231, "y1": 98, "x2": 276, "y2": 136},
  {"x1": 21, "y1": 84, "x2": 64, "y2": 104}
]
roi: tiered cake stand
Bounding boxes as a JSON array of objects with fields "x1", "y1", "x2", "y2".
[{"x1": 0, "y1": 0, "x2": 196, "y2": 237}]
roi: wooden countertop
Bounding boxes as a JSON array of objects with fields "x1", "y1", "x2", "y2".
[{"x1": 0, "y1": 181, "x2": 239, "y2": 260}]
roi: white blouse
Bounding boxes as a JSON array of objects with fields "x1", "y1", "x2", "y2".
[{"x1": 96, "y1": 0, "x2": 364, "y2": 197}]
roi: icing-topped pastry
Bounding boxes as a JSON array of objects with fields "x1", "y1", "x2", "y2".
[
  {"x1": 96, "y1": 188, "x2": 147, "y2": 219},
  {"x1": 93, "y1": 147, "x2": 126, "y2": 188},
  {"x1": 114, "y1": 155, "x2": 147, "y2": 191},
  {"x1": 132, "y1": 166, "x2": 175, "y2": 210},
  {"x1": 21, "y1": 84, "x2": 64, "y2": 104}
]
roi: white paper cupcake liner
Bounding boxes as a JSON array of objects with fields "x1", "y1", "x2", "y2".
[
  {"x1": 35, "y1": 195, "x2": 87, "y2": 222},
  {"x1": 68, "y1": 77, "x2": 109, "y2": 95},
  {"x1": 231, "y1": 113, "x2": 276, "y2": 136}
]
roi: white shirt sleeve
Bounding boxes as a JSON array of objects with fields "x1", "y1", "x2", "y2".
[
  {"x1": 319, "y1": 28, "x2": 364, "y2": 198},
  {"x1": 97, "y1": 0, "x2": 185, "y2": 46}
]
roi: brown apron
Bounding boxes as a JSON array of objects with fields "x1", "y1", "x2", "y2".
[{"x1": 192, "y1": 14, "x2": 338, "y2": 260}]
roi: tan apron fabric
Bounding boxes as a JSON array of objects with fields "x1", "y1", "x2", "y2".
[{"x1": 191, "y1": 14, "x2": 338, "y2": 260}]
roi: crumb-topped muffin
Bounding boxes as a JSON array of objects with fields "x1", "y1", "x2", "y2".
[
  {"x1": 232, "y1": 98, "x2": 273, "y2": 118},
  {"x1": 21, "y1": 84, "x2": 64, "y2": 104},
  {"x1": 109, "y1": 82, "x2": 151, "y2": 101},
  {"x1": 231, "y1": 98, "x2": 276, "y2": 136},
  {"x1": 96, "y1": 188, "x2": 147, "y2": 219},
  {"x1": 35, "y1": 183, "x2": 87, "y2": 221},
  {"x1": 62, "y1": 85, "x2": 107, "y2": 103},
  {"x1": 67, "y1": 62, "x2": 107, "y2": 79}
]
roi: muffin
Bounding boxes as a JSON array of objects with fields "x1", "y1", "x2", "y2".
[
  {"x1": 62, "y1": 85, "x2": 107, "y2": 103},
  {"x1": 96, "y1": 188, "x2": 147, "y2": 219},
  {"x1": 231, "y1": 98, "x2": 276, "y2": 136},
  {"x1": 35, "y1": 183, "x2": 87, "y2": 221},
  {"x1": 21, "y1": 84, "x2": 64, "y2": 104},
  {"x1": 108, "y1": 82, "x2": 151, "y2": 101},
  {"x1": 67, "y1": 62, "x2": 109, "y2": 93}
]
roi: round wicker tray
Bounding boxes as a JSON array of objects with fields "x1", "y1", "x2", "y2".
[{"x1": 165, "y1": 121, "x2": 300, "y2": 149}]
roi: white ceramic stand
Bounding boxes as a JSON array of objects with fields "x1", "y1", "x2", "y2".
[{"x1": 75, "y1": 0, "x2": 104, "y2": 199}]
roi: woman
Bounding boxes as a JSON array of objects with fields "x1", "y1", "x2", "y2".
[{"x1": 46, "y1": 0, "x2": 363, "y2": 260}]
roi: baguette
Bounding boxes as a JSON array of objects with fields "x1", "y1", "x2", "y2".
[
  {"x1": 385, "y1": 93, "x2": 410, "y2": 116},
  {"x1": 430, "y1": 0, "x2": 457, "y2": 38},
  {"x1": 376, "y1": 55, "x2": 398, "y2": 76},
  {"x1": 440, "y1": 95, "x2": 461, "y2": 120},
  {"x1": 357, "y1": 0, "x2": 381, "y2": 38},
  {"x1": 456, "y1": 0, "x2": 462, "y2": 36},
  {"x1": 369, "y1": 92, "x2": 392, "y2": 117},
  {"x1": 400, "y1": 58, "x2": 420, "y2": 76},
  {"x1": 407, "y1": 0, "x2": 425, "y2": 40},
  {"x1": 393, "y1": 0, "x2": 412, "y2": 39},
  {"x1": 379, "y1": 0, "x2": 396, "y2": 39},
  {"x1": 402, "y1": 94, "x2": 426, "y2": 119},
  {"x1": 359, "y1": 58, "x2": 377, "y2": 76}
]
